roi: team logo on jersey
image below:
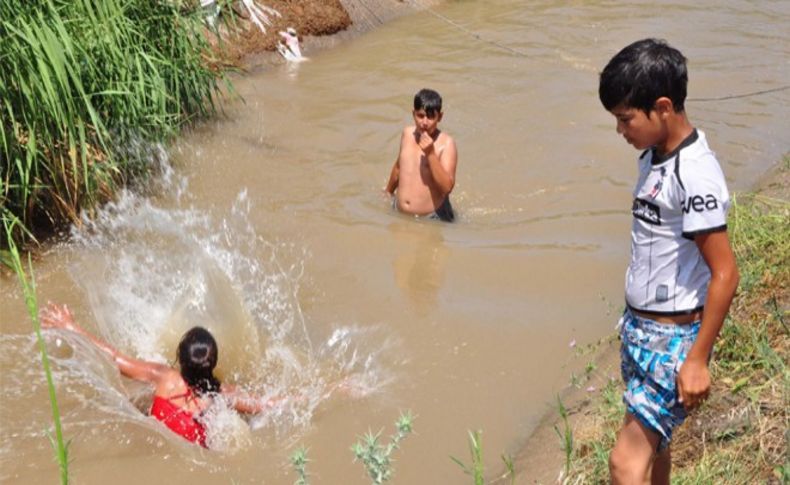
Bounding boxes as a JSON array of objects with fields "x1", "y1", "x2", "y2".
[
  {"x1": 681, "y1": 194, "x2": 719, "y2": 213},
  {"x1": 648, "y1": 167, "x2": 666, "y2": 199},
  {"x1": 632, "y1": 198, "x2": 661, "y2": 225}
]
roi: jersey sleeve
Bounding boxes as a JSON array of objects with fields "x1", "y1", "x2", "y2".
[{"x1": 680, "y1": 156, "x2": 730, "y2": 238}]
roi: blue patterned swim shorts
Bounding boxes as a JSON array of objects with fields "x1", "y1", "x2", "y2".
[{"x1": 619, "y1": 308, "x2": 701, "y2": 450}]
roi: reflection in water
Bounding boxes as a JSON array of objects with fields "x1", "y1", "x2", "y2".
[{"x1": 390, "y1": 220, "x2": 448, "y2": 315}]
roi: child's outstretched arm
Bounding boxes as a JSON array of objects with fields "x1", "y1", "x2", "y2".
[
  {"x1": 40, "y1": 302, "x2": 169, "y2": 384},
  {"x1": 678, "y1": 231, "x2": 739, "y2": 409}
]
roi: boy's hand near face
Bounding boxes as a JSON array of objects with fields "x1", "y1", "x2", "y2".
[{"x1": 415, "y1": 130, "x2": 435, "y2": 154}]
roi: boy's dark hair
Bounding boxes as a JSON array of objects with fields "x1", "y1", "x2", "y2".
[
  {"x1": 414, "y1": 88, "x2": 443, "y2": 117},
  {"x1": 599, "y1": 38, "x2": 688, "y2": 114}
]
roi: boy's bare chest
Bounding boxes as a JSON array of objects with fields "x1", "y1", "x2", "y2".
[{"x1": 399, "y1": 142, "x2": 444, "y2": 171}]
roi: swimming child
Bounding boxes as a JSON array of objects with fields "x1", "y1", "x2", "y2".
[
  {"x1": 40, "y1": 302, "x2": 284, "y2": 448},
  {"x1": 598, "y1": 39, "x2": 739, "y2": 483},
  {"x1": 384, "y1": 88, "x2": 458, "y2": 222}
]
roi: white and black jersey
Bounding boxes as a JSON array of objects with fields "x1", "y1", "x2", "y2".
[{"x1": 625, "y1": 129, "x2": 730, "y2": 315}]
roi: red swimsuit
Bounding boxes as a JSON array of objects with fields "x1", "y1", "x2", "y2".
[{"x1": 150, "y1": 389, "x2": 207, "y2": 447}]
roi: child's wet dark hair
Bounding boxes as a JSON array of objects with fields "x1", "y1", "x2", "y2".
[
  {"x1": 178, "y1": 326, "x2": 221, "y2": 394},
  {"x1": 599, "y1": 38, "x2": 688, "y2": 114},
  {"x1": 414, "y1": 88, "x2": 443, "y2": 118}
]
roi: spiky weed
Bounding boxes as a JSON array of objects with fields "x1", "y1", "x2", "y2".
[{"x1": 351, "y1": 411, "x2": 414, "y2": 484}]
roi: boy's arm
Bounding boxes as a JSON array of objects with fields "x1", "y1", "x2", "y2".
[
  {"x1": 677, "y1": 230, "x2": 739, "y2": 409},
  {"x1": 384, "y1": 131, "x2": 406, "y2": 195},
  {"x1": 384, "y1": 159, "x2": 399, "y2": 195},
  {"x1": 419, "y1": 135, "x2": 457, "y2": 197}
]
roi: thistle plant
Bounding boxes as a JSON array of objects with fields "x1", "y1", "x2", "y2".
[
  {"x1": 351, "y1": 411, "x2": 414, "y2": 484},
  {"x1": 290, "y1": 445, "x2": 310, "y2": 485}
]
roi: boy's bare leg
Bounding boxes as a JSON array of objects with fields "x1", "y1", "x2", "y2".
[
  {"x1": 650, "y1": 446, "x2": 671, "y2": 485},
  {"x1": 609, "y1": 413, "x2": 661, "y2": 484}
]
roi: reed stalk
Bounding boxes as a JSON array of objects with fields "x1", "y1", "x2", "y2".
[{"x1": 4, "y1": 219, "x2": 70, "y2": 483}]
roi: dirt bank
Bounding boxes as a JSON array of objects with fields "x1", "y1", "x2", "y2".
[{"x1": 216, "y1": 0, "x2": 439, "y2": 67}]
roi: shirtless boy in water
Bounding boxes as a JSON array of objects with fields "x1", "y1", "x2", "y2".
[{"x1": 384, "y1": 88, "x2": 458, "y2": 222}]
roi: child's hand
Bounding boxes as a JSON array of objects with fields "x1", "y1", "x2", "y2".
[
  {"x1": 676, "y1": 357, "x2": 710, "y2": 410},
  {"x1": 415, "y1": 131, "x2": 434, "y2": 154},
  {"x1": 40, "y1": 302, "x2": 78, "y2": 332}
]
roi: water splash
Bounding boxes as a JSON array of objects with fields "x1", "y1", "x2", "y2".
[{"x1": 1, "y1": 151, "x2": 389, "y2": 467}]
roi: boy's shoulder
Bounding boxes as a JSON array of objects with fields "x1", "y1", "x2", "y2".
[{"x1": 676, "y1": 130, "x2": 722, "y2": 175}]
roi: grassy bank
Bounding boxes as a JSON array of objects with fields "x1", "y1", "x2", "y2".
[
  {"x1": 563, "y1": 158, "x2": 789, "y2": 483},
  {"x1": 0, "y1": 0, "x2": 231, "y2": 251}
]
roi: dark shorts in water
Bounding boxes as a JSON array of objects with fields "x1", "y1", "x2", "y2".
[{"x1": 426, "y1": 197, "x2": 455, "y2": 222}]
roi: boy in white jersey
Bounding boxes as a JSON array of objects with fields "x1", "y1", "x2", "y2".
[{"x1": 599, "y1": 39, "x2": 739, "y2": 484}]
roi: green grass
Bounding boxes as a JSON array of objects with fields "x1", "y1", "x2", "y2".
[
  {"x1": 553, "y1": 396, "x2": 574, "y2": 477},
  {"x1": 451, "y1": 430, "x2": 486, "y2": 485},
  {"x1": 450, "y1": 429, "x2": 517, "y2": 485},
  {"x1": 1, "y1": 0, "x2": 231, "y2": 248}
]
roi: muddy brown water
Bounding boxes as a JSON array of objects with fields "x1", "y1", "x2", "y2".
[{"x1": 1, "y1": 1, "x2": 788, "y2": 483}]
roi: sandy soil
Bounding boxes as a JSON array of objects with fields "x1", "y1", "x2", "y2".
[{"x1": 212, "y1": 0, "x2": 433, "y2": 67}]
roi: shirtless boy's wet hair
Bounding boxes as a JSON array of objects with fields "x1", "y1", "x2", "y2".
[
  {"x1": 599, "y1": 38, "x2": 688, "y2": 114},
  {"x1": 414, "y1": 88, "x2": 442, "y2": 118}
]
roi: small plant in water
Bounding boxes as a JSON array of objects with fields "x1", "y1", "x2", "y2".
[
  {"x1": 351, "y1": 411, "x2": 414, "y2": 484},
  {"x1": 501, "y1": 452, "x2": 516, "y2": 485},
  {"x1": 450, "y1": 430, "x2": 485, "y2": 485},
  {"x1": 451, "y1": 429, "x2": 517, "y2": 484},
  {"x1": 290, "y1": 445, "x2": 310, "y2": 485}
]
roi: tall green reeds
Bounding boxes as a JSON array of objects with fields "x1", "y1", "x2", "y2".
[
  {"x1": 4, "y1": 219, "x2": 70, "y2": 483},
  {"x1": 1, "y1": 0, "x2": 227, "y2": 247}
]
